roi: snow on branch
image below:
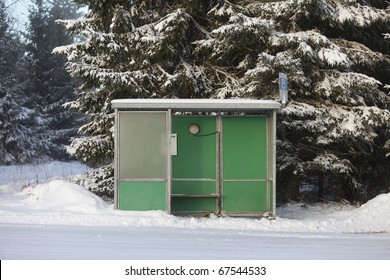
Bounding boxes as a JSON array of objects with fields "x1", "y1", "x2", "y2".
[
  {"x1": 316, "y1": 71, "x2": 382, "y2": 105},
  {"x1": 312, "y1": 153, "x2": 353, "y2": 174},
  {"x1": 56, "y1": 17, "x2": 97, "y2": 34},
  {"x1": 194, "y1": 12, "x2": 271, "y2": 70},
  {"x1": 247, "y1": 0, "x2": 389, "y2": 28},
  {"x1": 212, "y1": 12, "x2": 271, "y2": 36},
  {"x1": 282, "y1": 100, "x2": 390, "y2": 146},
  {"x1": 318, "y1": 47, "x2": 350, "y2": 67},
  {"x1": 271, "y1": 30, "x2": 351, "y2": 67},
  {"x1": 211, "y1": 65, "x2": 242, "y2": 99},
  {"x1": 333, "y1": 1, "x2": 390, "y2": 26},
  {"x1": 208, "y1": 0, "x2": 243, "y2": 17},
  {"x1": 154, "y1": 8, "x2": 190, "y2": 33}
]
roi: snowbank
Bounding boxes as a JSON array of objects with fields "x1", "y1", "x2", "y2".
[
  {"x1": 1, "y1": 162, "x2": 390, "y2": 260},
  {"x1": 0, "y1": 161, "x2": 88, "y2": 192},
  {"x1": 24, "y1": 180, "x2": 109, "y2": 214},
  {"x1": 1, "y1": 175, "x2": 390, "y2": 233}
]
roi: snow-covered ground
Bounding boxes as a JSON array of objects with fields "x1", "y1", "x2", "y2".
[{"x1": 1, "y1": 161, "x2": 390, "y2": 260}]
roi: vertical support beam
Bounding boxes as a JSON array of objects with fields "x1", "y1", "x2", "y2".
[
  {"x1": 216, "y1": 111, "x2": 223, "y2": 215},
  {"x1": 166, "y1": 109, "x2": 172, "y2": 214},
  {"x1": 114, "y1": 108, "x2": 119, "y2": 209},
  {"x1": 266, "y1": 114, "x2": 270, "y2": 213},
  {"x1": 270, "y1": 111, "x2": 277, "y2": 218}
]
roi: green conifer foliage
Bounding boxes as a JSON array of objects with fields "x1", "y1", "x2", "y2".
[
  {"x1": 57, "y1": 0, "x2": 390, "y2": 202},
  {"x1": 0, "y1": 1, "x2": 38, "y2": 164},
  {"x1": 25, "y1": 0, "x2": 83, "y2": 161}
]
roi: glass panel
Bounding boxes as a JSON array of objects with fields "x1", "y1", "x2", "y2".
[{"x1": 119, "y1": 112, "x2": 166, "y2": 179}]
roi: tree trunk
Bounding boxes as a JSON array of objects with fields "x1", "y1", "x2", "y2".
[{"x1": 318, "y1": 173, "x2": 324, "y2": 202}]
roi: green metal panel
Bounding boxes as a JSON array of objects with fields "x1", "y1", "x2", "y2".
[
  {"x1": 172, "y1": 116, "x2": 217, "y2": 179},
  {"x1": 171, "y1": 197, "x2": 217, "y2": 212},
  {"x1": 223, "y1": 182, "x2": 268, "y2": 212},
  {"x1": 222, "y1": 116, "x2": 267, "y2": 180},
  {"x1": 222, "y1": 116, "x2": 269, "y2": 213},
  {"x1": 269, "y1": 181, "x2": 273, "y2": 214},
  {"x1": 119, "y1": 181, "x2": 166, "y2": 210}
]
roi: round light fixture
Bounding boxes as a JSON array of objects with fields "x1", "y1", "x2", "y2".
[{"x1": 189, "y1": 124, "x2": 200, "y2": 135}]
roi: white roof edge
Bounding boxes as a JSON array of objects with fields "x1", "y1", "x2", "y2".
[{"x1": 111, "y1": 99, "x2": 281, "y2": 110}]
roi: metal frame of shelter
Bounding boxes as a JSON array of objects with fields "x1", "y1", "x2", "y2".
[{"x1": 112, "y1": 99, "x2": 281, "y2": 218}]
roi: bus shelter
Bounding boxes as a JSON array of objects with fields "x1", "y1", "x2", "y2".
[{"x1": 112, "y1": 99, "x2": 281, "y2": 218}]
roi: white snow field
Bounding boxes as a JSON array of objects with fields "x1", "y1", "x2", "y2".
[{"x1": 1, "y1": 161, "x2": 390, "y2": 260}]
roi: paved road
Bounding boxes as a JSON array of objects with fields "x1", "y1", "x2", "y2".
[{"x1": 1, "y1": 224, "x2": 390, "y2": 260}]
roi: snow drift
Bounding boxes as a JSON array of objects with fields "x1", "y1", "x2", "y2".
[
  {"x1": 1, "y1": 162, "x2": 390, "y2": 260},
  {"x1": 1, "y1": 178, "x2": 390, "y2": 234}
]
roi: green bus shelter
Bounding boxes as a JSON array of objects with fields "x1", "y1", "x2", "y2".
[{"x1": 112, "y1": 99, "x2": 281, "y2": 218}]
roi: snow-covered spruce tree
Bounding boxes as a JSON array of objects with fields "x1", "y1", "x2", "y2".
[
  {"x1": 0, "y1": 1, "x2": 39, "y2": 164},
  {"x1": 245, "y1": 0, "x2": 390, "y2": 202},
  {"x1": 55, "y1": 0, "x2": 220, "y2": 197},
  {"x1": 56, "y1": 0, "x2": 390, "y2": 202},
  {"x1": 45, "y1": 0, "x2": 84, "y2": 159},
  {"x1": 25, "y1": 0, "x2": 83, "y2": 161}
]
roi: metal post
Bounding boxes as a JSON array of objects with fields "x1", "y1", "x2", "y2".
[
  {"x1": 216, "y1": 112, "x2": 223, "y2": 215},
  {"x1": 114, "y1": 109, "x2": 119, "y2": 209},
  {"x1": 166, "y1": 109, "x2": 172, "y2": 214},
  {"x1": 271, "y1": 111, "x2": 277, "y2": 218}
]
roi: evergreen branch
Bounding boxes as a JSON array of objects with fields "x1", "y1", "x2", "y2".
[
  {"x1": 188, "y1": 14, "x2": 211, "y2": 39},
  {"x1": 5, "y1": 0, "x2": 20, "y2": 10},
  {"x1": 297, "y1": 142, "x2": 370, "y2": 157}
]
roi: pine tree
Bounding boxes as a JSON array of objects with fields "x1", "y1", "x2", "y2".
[{"x1": 56, "y1": 0, "x2": 390, "y2": 202}]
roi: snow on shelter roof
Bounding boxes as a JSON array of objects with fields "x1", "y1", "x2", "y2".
[{"x1": 111, "y1": 99, "x2": 281, "y2": 112}]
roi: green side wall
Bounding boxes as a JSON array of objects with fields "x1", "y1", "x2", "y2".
[
  {"x1": 119, "y1": 181, "x2": 166, "y2": 211},
  {"x1": 222, "y1": 116, "x2": 267, "y2": 180}
]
